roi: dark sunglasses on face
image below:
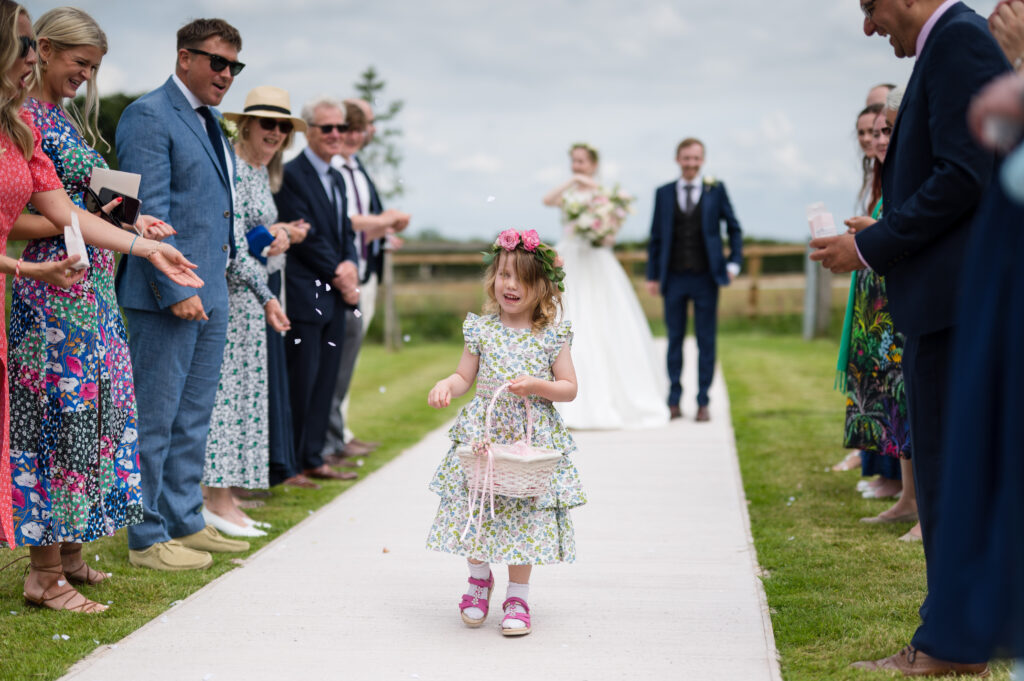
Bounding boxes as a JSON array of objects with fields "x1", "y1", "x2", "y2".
[
  {"x1": 315, "y1": 123, "x2": 349, "y2": 134},
  {"x1": 186, "y1": 48, "x2": 245, "y2": 76},
  {"x1": 257, "y1": 118, "x2": 293, "y2": 134},
  {"x1": 19, "y1": 36, "x2": 36, "y2": 59}
]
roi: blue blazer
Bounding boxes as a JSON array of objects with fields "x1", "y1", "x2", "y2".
[
  {"x1": 275, "y1": 152, "x2": 358, "y2": 325},
  {"x1": 646, "y1": 180, "x2": 743, "y2": 291},
  {"x1": 114, "y1": 76, "x2": 234, "y2": 313},
  {"x1": 855, "y1": 2, "x2": 1009, "y2": 337}
]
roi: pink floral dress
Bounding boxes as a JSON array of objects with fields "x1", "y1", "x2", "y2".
[
  {"x1": 3, "y1": 99, "x2": 142, "y2": 548},
  {"x1": 426, "y1": 313, "x2": 586, "y2": 564},
  {"x1": 0, "y1": 110, "x2": 64, "y2": 546}
]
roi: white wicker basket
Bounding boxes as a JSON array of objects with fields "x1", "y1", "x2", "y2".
[{"x1": 456, "y1": 383, "x2": 563, "y2": 500}]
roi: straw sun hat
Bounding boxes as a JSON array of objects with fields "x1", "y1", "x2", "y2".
[{"x1": 223, "y1": 85, "x2": 307, "y2": 133}]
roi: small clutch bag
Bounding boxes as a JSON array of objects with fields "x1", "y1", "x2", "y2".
[{"x1": 245, "y1": 224, "x2": 275, "y2": 264}]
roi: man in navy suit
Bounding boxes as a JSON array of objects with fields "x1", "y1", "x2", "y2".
[
  {"x1": 646, "y1": 138, "x2": 742, "y2": 422},
  {"x1": 274, "y1": 97, "x2": 360, "y2": 482},
  {"x1": 811, "y1": 0, "x2": 1008, "y2": 674}
]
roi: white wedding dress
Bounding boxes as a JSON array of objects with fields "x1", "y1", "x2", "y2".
[{"x1": 554, "y1": 187, "x2": 669, "y2": 430}]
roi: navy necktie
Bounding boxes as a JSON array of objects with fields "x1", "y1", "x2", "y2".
[
  {"x1": 197, "y1": 106, "x2": 235, "y2": 257},
  {"x1": 327, "y1": 168, "x2": 348, "y2": 238}
]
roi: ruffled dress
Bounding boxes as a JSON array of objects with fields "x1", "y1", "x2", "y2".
[{"x1": 426, "y1": 313, "x2": 586, "y2": 564}]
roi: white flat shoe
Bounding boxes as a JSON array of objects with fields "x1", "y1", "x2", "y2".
[
  {"x1": 201, "y1": 507, "x2": 267, "y2": 537},
  {"x1": 244, "y1": 518, "x2": 272, "y2": 530}
]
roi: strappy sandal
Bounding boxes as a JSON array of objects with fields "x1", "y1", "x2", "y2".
[
  {"x1": 458, "y1": 571, "x2": 494, "y2": 627},
  {"x1": 23, "y1": 562, "x2": 108, "y2": 613},
  {"x1": 60, "y1": 546, "x2": 110, "y2": 586},
  {"x1": 500, "y1": 597, "x2": 531, "y2": 637}
]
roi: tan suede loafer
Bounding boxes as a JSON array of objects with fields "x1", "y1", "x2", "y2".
[
  {"x1": 851, "y1": 645, "x2": 990, "y2": 677},
  {"x1": 176, "y1": 525, "x2": 250, "y2": 553},
  {"x1": 128, "y1": 540, "x2": 213, "y2": 571}
]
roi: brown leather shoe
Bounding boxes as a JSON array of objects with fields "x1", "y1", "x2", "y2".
[
  {"x1": 851, "y1": 645, "x2": 990, "y2": 676},
  {"x1": 282, "y1": 474, "x2": 320, "y2": 490},
  {"x1": 341, "y1": 440, "x2": 376, "y2": 456},
  {"x1": 325, "y1": 454, "x2": 361, "y2": 469},
  {"x1": 696, "y1": 406, "x2": 710, "y2": 422},
  {"x1": 669, "y1": 405, "x2": 682, "y2": 420},
  {"x1": 304, "y1": 464, "x2": 358, "y2": 481},
  {"x1": 349, "y1": 438, "x2": 380, "y2": 452}
]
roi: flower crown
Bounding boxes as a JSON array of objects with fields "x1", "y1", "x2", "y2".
[{"x1": 482, "y1": 229, "x2": 566, "y2": 292}]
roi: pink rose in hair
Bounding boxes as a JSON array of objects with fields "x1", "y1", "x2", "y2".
[
  {"x1": 554, "y1": 255, "x2": 564, "y2": 268},
  {"x1": 521, "y1": 230, "x2": 540, "y2": 252},
  {"x1": 498, "y1": 229, "x2": 520, "y2": 250}
]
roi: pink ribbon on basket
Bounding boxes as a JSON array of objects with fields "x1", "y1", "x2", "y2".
[{"x1": 461, "y1": 383, "x2": 535, "y2": 540}]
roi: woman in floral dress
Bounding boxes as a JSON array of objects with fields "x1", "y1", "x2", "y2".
[
  {"x1": 2, "y1": 5, "x2": 202, "y2": 613},
  {"x1": 200, "y1": 87, "x2": 304, "y2": 535}
]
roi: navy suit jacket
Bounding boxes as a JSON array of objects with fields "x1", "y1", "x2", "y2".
[
  {"x1": 855, "y1": 2, "x2": 1009, "y2": 337},
  {"x1": 275, "y1": 152, "x2": 358, "y2": 325},
  {"x1": 646, "y1": 180, "x2": 743, "y2": 291},
  {"x1": 114, "y1": 77, "x2": 234, "y2": 313}
]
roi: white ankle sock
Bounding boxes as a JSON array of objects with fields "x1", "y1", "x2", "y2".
[
  {"x1": 502, "y1": 582, "x2": 530, "y2": 629},
  {"x1": 462, "y1": 560, "x2": 491, "y2": 620}
]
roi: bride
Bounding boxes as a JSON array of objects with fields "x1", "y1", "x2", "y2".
[{"x1": 542, "y1": 143, "x2": 669, "y2": 429}]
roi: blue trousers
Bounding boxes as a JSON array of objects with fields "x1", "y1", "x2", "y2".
[
  {"x1": 124, "y1": 307, "x2": 228, "y2": 550},
  {"x1": 663, "y1": 271, "x2": 719, "y2": 407}
]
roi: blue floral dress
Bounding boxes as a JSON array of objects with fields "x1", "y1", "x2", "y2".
[
  {"x1": 5, "y1": 98, "x2": 142, "y2": 547},
  {"x1": 426, "y1": 313, "x2": 586, "y2": 564}
]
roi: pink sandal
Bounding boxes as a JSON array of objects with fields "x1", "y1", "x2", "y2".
[
  {"x1": 500, "y1": 597, "x2": 531, "y2": 636},
  {"x1": 459, "y1": 571, "x2": 494, "y2": 627}
]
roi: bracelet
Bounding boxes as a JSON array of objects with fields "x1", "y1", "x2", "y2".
[
  {"x1": 129, "y1": 234, "x2": 139, "y2": 256},
  {"x1": 15, "y1": 258, "x2": 23, "y2": 279}
]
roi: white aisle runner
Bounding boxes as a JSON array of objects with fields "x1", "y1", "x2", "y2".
[{"x1": 61, "y1": 339, "x2": 781, "y2": 681}]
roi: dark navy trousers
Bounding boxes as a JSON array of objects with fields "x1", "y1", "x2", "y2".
[{"x1": 663, "y1": 271, "x2": 719, "y2": 407}]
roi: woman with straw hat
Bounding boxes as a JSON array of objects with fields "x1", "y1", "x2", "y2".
[{"x1": 200, "y1": 86, "x2": 311, "y2": 535}]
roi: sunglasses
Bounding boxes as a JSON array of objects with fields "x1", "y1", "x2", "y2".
[
  {"x1": 314, "y1": 123, "x2": 350, "y2": 134},
  {"x1": 257, "y1": 117, "x2": 293, "y2": 134},
  {"x1": 186, "y1": 48, "x2": 245, "y2": 76},
  {"x1": 19, "y1": 35, "x2": 36, "y2": 59}
]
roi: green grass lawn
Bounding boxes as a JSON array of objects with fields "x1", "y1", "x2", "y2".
[
  {"x1": 720, "y1": 333, "x2": 1013, "y2": 680},
  {"x1": 0, "y1": 341, "x2": 468, "y2": 681}
]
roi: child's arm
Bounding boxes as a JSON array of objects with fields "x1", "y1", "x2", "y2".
[
  {"x1": 507, "y1": 342, "x2": 578, "y2": 402},
  {"x1": 428, "y1": 347, "x2": 480, "y2": 408}
]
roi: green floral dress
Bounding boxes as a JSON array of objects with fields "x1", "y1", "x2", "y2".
[
  {"x1": 426, "y1": 313, "x2": 586, "y2": 564},
  {"x1": 201, "y1": 160, "x2": 276, "y2": 488},
  {"x1": 843, "y1": 201, "x2": 910, "y2": 457}
]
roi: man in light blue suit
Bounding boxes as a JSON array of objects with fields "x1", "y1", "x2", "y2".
[
  {"x1": 646, "y1": 138, "x2": 743, "y2": 423},
  {"x1": 116, "y1": 18, "x2": 250, "y2": 571}
]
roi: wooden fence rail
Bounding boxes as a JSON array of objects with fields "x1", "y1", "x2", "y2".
[{"x1": 380, "y1": 244, "x2": 810, "y2": 348}]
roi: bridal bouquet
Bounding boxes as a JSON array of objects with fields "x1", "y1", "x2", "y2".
[{"x1": 562, "y1": 185, "x2": 634, "y2": 246}]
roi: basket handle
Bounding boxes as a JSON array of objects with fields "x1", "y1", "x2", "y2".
[{"x1": 483, "y1": 383, "x2": 532, "y2": 446}]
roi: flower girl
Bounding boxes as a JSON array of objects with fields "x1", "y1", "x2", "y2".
[{"x1": 426, "y1": 229, "x2": 586, "y2": 636}]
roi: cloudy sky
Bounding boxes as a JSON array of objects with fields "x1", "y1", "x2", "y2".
[{"x1": 54, "y1": 0, "x2": 1002, "y2": 244}]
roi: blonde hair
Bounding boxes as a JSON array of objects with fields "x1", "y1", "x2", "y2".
[
  {"x1": 483, "y1": 249, "x2": 562, "y2": 333},
  {"x1": 31, "y1": 7, "x2": 108, "y2": 151},
  {"x1": 0, "y1": 0, "x2": 33, "y2": 160},
  {"x1": 236, "y1": 115, "x2": 295, "y2": 192}
]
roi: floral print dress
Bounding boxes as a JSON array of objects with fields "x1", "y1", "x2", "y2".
[
  {"x1": 3, "y1": 101, "x2": 141, "y2": 548},
  {"x1": 202, "y1": 160, "x2": 275, "y2": 489},
  {"x1": 427, "y1": 313, "x2": 586, "y2": 564},
  {"x1": 843, "y1": 200, "x2": 910, "y2": 457}
]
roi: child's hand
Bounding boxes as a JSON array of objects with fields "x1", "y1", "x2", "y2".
[
  {"x1": 507, "y1": 375, "x2": 538, "y2": 397},
  {"x1": 428, "y1": 380, "x2": 452, "y2": 408}
]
